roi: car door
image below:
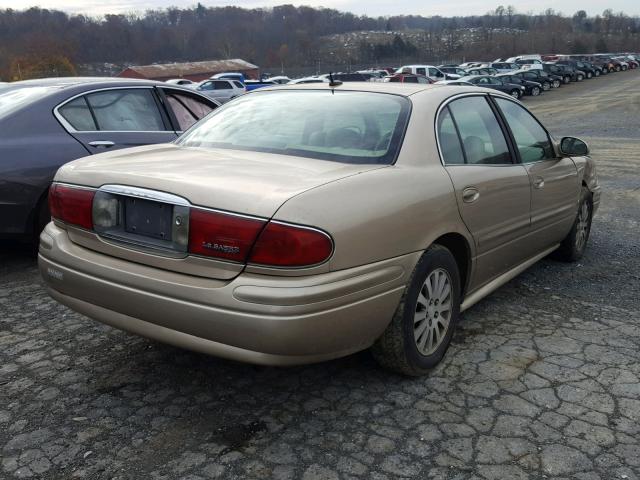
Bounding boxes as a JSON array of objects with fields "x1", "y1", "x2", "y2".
[
  {"x1": 493, "y1": 97, "x2": 579, "y2": 247},
  {"x1": 56, "y1": 87, "x2": 177, "y2": 152},
  {"x1": 438, "y1": 95, "x2": 532, "y2": 287}
]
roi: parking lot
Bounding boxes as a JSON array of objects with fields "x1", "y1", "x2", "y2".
[{"x1": 1, "y1": 70, "x2": 639, "y2": 480}]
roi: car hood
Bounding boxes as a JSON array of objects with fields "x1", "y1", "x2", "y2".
[{"x1": 54, "y1": 143, "x2": 387, "y2": 218}]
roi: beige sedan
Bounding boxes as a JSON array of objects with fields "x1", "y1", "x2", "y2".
[{"x1": 39, "y1": 82, "x2": 600, "y2": 375}]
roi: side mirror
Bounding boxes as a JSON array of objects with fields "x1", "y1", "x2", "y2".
[{"x1": 560, "y1": 136, "x2": 589, "y2": 156}]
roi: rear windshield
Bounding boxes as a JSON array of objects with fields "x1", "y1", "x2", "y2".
[
  {"x1": 178, "y1": 90, "x2": 411, "y2": 164},
  {"x1": 0, "y1": 86, "x2": 55, "y2": 118}
]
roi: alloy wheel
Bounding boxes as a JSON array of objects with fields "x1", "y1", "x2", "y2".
[
  {"x1": 531, "y1": 87, "x2": 540, "y2": 96},
  {"x1": 575, "y1": 201, "x2": 590, "y2": 252},
  {"x1": 414, "y1": 268, "x2": 452, "y2": 356},
  {"x1": 511, "y1": 90, "x2": 520, "y2": 99},
  {"x1": 543, "y1": 82, "x2": 550, "y2": 91},
  {"x1": 553, "y1": 80, "x2": 560, "y2": 88}
]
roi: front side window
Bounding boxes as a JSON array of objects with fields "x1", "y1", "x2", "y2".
[
  {"x1": 416, "y1": 68, "x2": 426, "y2": 76},
  {"x1": 178, "y1": 90, "x2": 410, "y2": 165},
  {"x1": 446, "y1": 96, "x2": 512, "y2": 165},
  {"x1": 495, "y1": 98, "x2": 555, "y2": 163},
  {"x1": 84, "y1": 89, "x2": 165, "y2": 131},
  {"x1": 199, "y1": 81, "x2": 214, "y2": 91}
]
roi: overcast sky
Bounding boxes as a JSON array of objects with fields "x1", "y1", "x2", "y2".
[{"x1": 2, "y1": 0, "x2": 639, "y2": 18}]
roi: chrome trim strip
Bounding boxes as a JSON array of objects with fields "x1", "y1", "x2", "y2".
[{"x1": 98, "y1": 184, "x2": 190, "y2": 206}]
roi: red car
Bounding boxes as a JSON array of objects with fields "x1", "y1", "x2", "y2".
[{"x1": 384, "y1": 73, "x2": 434, "y2": 84}]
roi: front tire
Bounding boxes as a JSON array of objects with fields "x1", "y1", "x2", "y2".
[
  {"x1": 586, "y1": 71, "x2": 593, "y2": 79},
  {"x1": 552, "y1": 79, "x2": 561, "y2": 88},
  {"x1": 577, "y1": 74, "x2": 584, "y2": 81},
  {"x1": 372, "y1": 245, "x2": 461, "y2": 376},
  {"x1": 542, "y1": 81, "x2": 551, "y2": 91},
  {"x1": 530, "y1": 86, "x2": 541, "y2": 96},
  {"x1": 556, "y1": 186, "x2": 593, "y2": 262},
  {"x1": 510, "y1": 89, "x2": 521, "y2": 99}
]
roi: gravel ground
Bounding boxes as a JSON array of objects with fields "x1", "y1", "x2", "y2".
[{"x1": 1, "y1": 70, "x2": 639, "y2": 480}]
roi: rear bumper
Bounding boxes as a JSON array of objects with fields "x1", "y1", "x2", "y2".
[{"x1": 39, "y1": 223, "x2": 417, "y2": 365}]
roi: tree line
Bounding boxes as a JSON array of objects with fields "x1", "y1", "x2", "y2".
[{"x1": 0, "y1": 4, "x2": 638, "y2": 80}]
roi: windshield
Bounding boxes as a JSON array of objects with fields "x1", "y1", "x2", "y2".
[
  {"x1": 0, "y1": 86, "x2": 56, "y2": 118},
  {"x1": 178, "y1": 90, "x2": 411, "y2": 164}
]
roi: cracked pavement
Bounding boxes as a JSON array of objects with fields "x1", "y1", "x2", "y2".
[{"x1": 1, "y1": 71, "x2": 640, "y2": 479}]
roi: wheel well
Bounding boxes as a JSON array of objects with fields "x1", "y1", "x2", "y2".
[{"x1": 434, "y1": 233, "x2": 471, "y2": 296}]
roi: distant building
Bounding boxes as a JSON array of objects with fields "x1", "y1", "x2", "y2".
[{"x1": 117, "y1": 59, "x2": 259, "y2": 81}]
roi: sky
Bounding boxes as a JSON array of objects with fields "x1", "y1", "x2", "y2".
[{"x1": 1, "y1": 0, "x2": 639, "y2": 18}]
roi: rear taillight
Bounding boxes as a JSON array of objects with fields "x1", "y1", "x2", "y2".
[
  {"x1": 48, "y1": 184, "x2": 95, "y2": 230},
  {"x1": 248, "y1": 222, "x2": 333, "y2": 267},
  {"x1": 188, "y1": 209, "x2": 266, "y2": 262}
]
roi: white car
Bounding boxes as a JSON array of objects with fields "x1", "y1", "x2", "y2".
[
  {"x1": 289, "y1": 77, "x2": 328, "y2": 84},
  {"x1": 397, "y1": 65, "x2": 459, "y2": 81},
  {"x1": 193, "y1": 79, "x2": 246, "y2": 103},
  {"x1": 266, "y1": 76, "x2": 291, "y2": 84}
]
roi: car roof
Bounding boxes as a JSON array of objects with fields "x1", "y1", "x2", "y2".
[{"x1": 7, "y1": 77, "x2": 171, "y2": 88}]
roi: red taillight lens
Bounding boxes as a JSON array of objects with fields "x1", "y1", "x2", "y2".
[
  {"x1": 48, "y1": 184, "x2": 95, "y2": 230},
  {"x1": 248, "y1": 222, "x2": 333, "y2": 267},
  {"x1": 188, "y1": 209, "x2": 266, "y2": 262}
]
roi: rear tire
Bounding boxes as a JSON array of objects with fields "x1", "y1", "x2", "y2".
[
  {"x1": 556, "y1": 186, "x2": 592, "y2": 262},
  {"x1": 586, "y1": 71, "x2": 592, "y2": 79},
  {"x1": 372, "y1": 245, "x2": 461, "y2": 376},
  {"x1": 510, "y1": 89, "x2": 521, "y2": 99},
  {"x1": 542, "y1": 81, "x2": 551, "y2": 91},
  {"x1": 577, "y1": 74, "x2": 584, "y2": 81},
  {"x1": 530, "y1": 86, "x2": 541, "y2": 96},
  {"x1": 552, "y1": 79, "x2": 560, "y2": 88},
  {"x1": 595, "y1": 70, "x2": 600, "y2": 77}
]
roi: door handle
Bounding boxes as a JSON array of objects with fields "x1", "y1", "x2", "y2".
[
  {"x1": 462, "y1": 187, "x2": 480, "y2": 203},
  {"x1": 533, "y1": 177, "x2": 545, "y2": 189},
  {"x1": 88, "y1": 141, "x2": 115, "y2": 148}
]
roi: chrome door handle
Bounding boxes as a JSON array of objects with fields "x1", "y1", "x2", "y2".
[
  {"x1": 533, "y1": 177, "x2": 545, "y2": 189},
  {"x1": 462, "y1": 187, "x2": 480, "y2": 203},
  {"x1": 88, "y1": 141, "x2": 115, "y2": 148}
]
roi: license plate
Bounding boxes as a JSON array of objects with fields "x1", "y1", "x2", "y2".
[{"x1": 124, "y1": 197, "x2": 173, "y2": 241}]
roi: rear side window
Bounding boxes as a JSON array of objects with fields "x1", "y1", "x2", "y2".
[
  {"x1": 437, "y1": 107, "x2": 465, "y2": 165},
  {"x1": 213, "y1": 81, "x2": 232, "y2": 90},
  {"x1": 495, "y1": 98, "x2": 554, "y2": 163},
  {"x1": 84, "y1": 89, "x2": 165, "y2": 131},
  {"x1": 403, "y1": 76, "x2": 418, "y2": 83},
  {"x1": 58, "y1": 97, "x2": 97, "y2": 131},
  {"x1": 446, "y1": 96, "x2": 512, "y2": 165},
  {"x1": 233, "y1": 81, "x2": 244, "y2": 89},
  {"x1": 416, "y1": 68, "x2": 426, "y2": 75},
  {"x1": 166, "y1": 92, "x2": 215, "y2": 131}
]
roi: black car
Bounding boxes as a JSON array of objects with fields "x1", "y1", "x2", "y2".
[
  {"x1": 459, "y1": 75, "x2": 526, "y2": 99},
  {"x1": 557, "y1": 60, "x2": 597, "y2": 79},
  {"x1": 496, "y1": 74, "x2": 543, "y2": 96},
  {"x1": 466, "y1": 67, "x2": 499, "y2": 76},
  {"x1": 0, "y1": 78, "x2": 220, "y2": 242},
  {"x1": 550, "y1": 63, "x2": 585, "y2": 82},
  {"x1": 513, "y1": 70, "x2": 559, "y2": 90},
  {"x1": 542, "y1": 63, "x2": 574, "y2": 84}
]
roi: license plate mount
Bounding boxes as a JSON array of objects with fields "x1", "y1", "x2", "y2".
[{"x1": 124, "y1": 197, "x2": 173, "y2": 241}]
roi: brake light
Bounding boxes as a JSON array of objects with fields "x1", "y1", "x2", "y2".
[
  {"x1": 48, "y1": 184, "x2": 95, "y2": 230},
  {"x1": 188, "y1": 209, "x2": 265, "y2": 262},
  {"x1": 248, "y1": 222, "x2": 333, "y2": 267}
]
